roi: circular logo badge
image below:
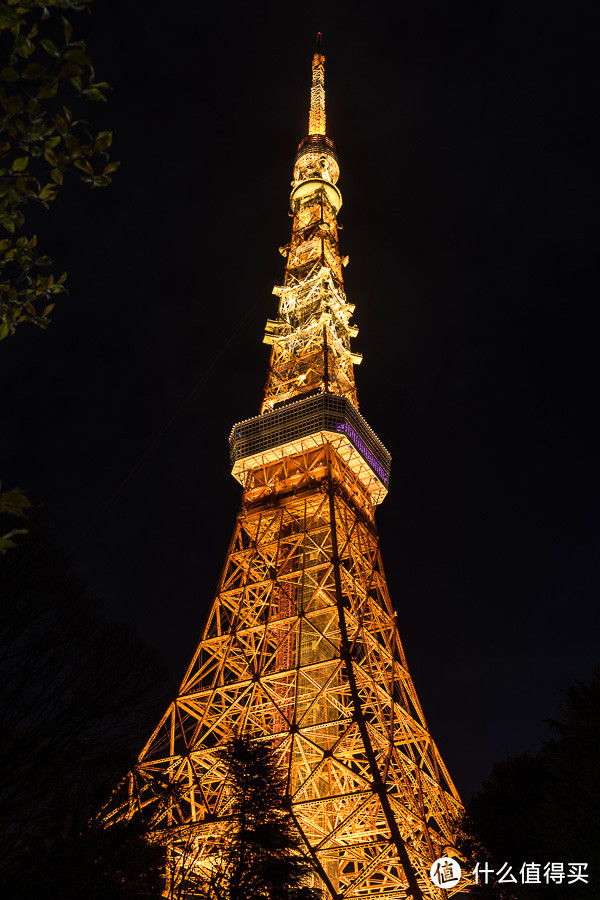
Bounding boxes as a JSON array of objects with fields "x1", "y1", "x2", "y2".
[{"x1": 430, "y1": 856, "x2": 462, "y2": 888}]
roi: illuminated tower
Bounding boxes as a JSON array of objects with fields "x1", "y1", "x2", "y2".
[{"x1": 108, "y1": 39, "x2": 465, "y2": 900}]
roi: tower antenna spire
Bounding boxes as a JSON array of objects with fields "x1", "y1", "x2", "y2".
[{"x1": 309, "y1": 32, "x2": 326, "y2": 136}]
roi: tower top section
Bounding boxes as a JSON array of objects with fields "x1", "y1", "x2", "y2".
[
  {"x1": 294, "y1": 35, "x2": 339, "y2": 187},
  {"x1": 261, "y1": 37, "x2": 363, "y2": 437},
  {"x1": 308, "y1": 33, "x2": 326, "y2": 137}
]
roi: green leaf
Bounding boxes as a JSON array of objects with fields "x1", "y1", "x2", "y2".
[
  {"x1": 5, "y1": 94, "x2": 23, "y2": 115},
  {"x1": 89, "y1": 174, "x2": 110, "y2": 188},
  {"x1": 12, "y1": 156, "x2": 29, "y2": 171},
  {"x1": 0, "y1": 67, "x2": 19, "y2": 82},
  {"x1": 22, "y1": 62, "x2": 48, "y2": 80},
  {"x1": 54, "y1": 114, "x2": 68, "y2": 134},
  {"x1": 36, "y1": 255, "x2": 53, "y2": 266},
  {"x1": 40, "y1": 39, "x2": 60, "y2": 58},
  {"x1": 58, "y1": 62, "x2": 82, "y2": 80},
  {"x1": 74, "y1": 158, "x2": 93, "y2": 175},
  {"x1": 44, "y1": 147, "x2": 58, "y2": 165},
  {"x1": 43, "y1": 303, "x2": 55, "y2": 316},
  {"x1": 0, "y1": 529, "x2": 28, "y2": 551},
  {"x1": 25, "y1": 97, "x2": 41, "y2": 115},
  {"x1": 62, "y1": 16, "x2": 73, "y2": 44},
  {"x1": 83, "y1": 87, "x2": 106, "y2": 102},
  {"x1": 64, "y1": 133, "x2": 79, "y2": 154},
  {"x1": 0, "y1": 10, "x2": 22, "y2": 28},
  {"x1": 64, "y1": 49, "x2": 91, "y2": 66},
  {"x1": 0, "y1": 488, "x2": 31, "y2": 515},
  {"x1": 38, "y1": 82, "x2": 58, "y2": 99},
  {"x1": 50, "y1": 168, "x2": 63, "y2": 185},
  {"x1": 14, "y1": 35, "x2": 35, "y2": 60},
  {"x1": 0, "y1": 322, "x2": 9, "y2": 339},
  {"x1": 103, "y1": 161, "x2": 120, "y2": 174},
  {"x1": 39, "y1": 184, "x2": 57, "y2": 201},
  {"x1": 94, "y1": 131, "x2": 112, "y2": 151}
]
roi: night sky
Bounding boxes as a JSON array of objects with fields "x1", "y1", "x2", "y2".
[{"x1": 2, "y1": 0, "x2": 599, "y2": 800}]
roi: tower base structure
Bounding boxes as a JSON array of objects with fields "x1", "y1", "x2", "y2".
[{"x1": 109, "y1": 436, "x2": 465, "y2": 898}]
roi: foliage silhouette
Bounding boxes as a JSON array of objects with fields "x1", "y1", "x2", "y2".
[
  {"x1": 163, "y1": 735, "x2": 322, "y2": 900},
  {"x1": 0, "y1": 0, "x2": 118, "y2": 339},
  {"x1": 461, "y1": 667, "x2": 600, "y2": 899},
  {"x1": 0, "y1": 526, "x2": 169, "y2": 897}
]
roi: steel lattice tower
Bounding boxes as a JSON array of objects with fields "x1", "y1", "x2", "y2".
[{"x1": 108, "y1": 40, "x2": 466, "y2": 900}]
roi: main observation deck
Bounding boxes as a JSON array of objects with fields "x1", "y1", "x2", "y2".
[{"x1": 230, "y1": 392, "x2": 391, "y2": 505}]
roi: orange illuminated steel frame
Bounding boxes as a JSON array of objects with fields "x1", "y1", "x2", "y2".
[{"x1": 105, "y1": 38, "x2": 467, "y2": 900}]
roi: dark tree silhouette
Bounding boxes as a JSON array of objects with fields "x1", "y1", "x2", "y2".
[
  {"x1": 461, "y1": 667, "x2": 600, "y2": 899},
  {"x1": 0, "y1": 526, "x2": 168, "y2": 897},
  {"x1": 164, "y1": 735, "x2": 322, "y2": 900}
]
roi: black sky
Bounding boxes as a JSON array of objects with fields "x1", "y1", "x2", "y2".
[{"x1": 2, "y1": 0, "x2": 599, "y2": 800}]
